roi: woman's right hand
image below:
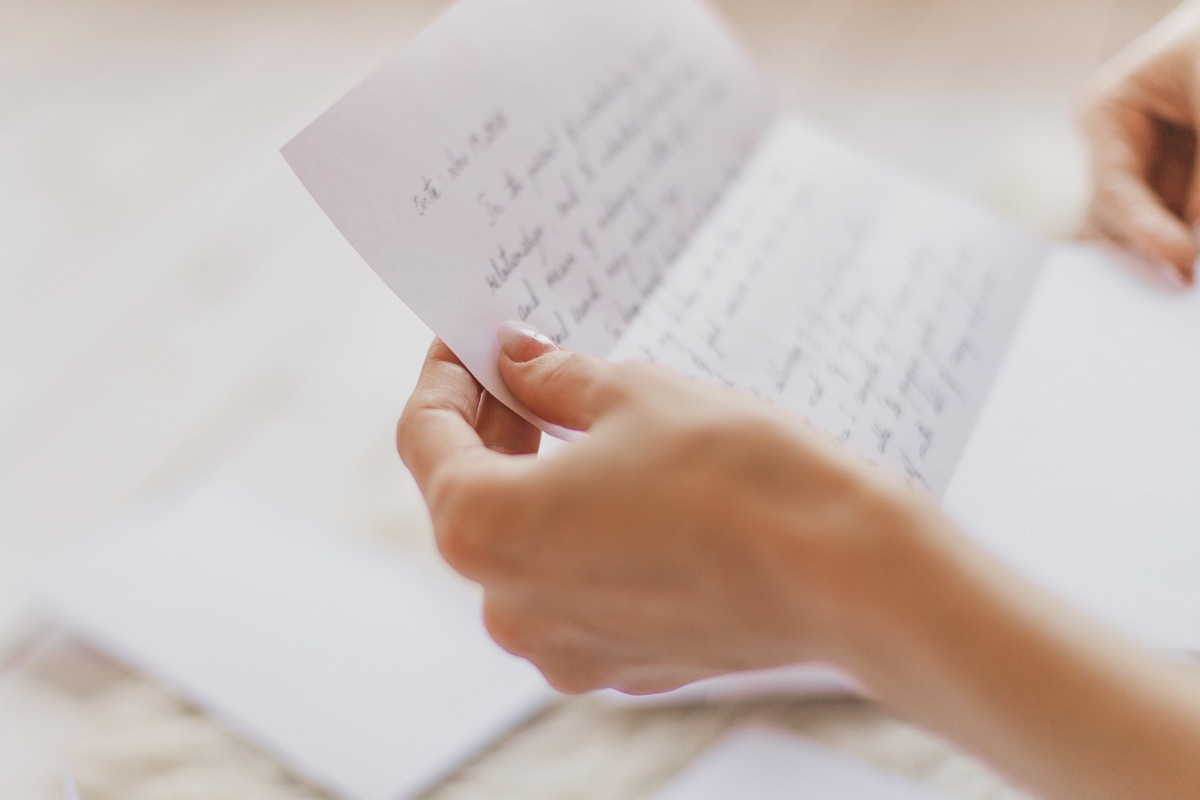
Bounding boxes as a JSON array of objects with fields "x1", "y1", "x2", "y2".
[
  {"x1": 396, "y1": 326, "x2": 943, "y2": 695},
  {"x1": 1080, "y1": 1, "x2": 1200, "y2": 287}
]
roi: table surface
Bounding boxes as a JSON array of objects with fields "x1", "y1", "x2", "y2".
[{"x1": 0, "y1": 0, "x2": 1180, "y2": 797}]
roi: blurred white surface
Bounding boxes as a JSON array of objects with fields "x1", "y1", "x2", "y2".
[
  {"x1": 946, "y1": 243, "x2": 1200, "y2": 652},
  {"x1": 34, "y1": 478, "x2": 551, "y2": 800},
  {"x1": 653, "y1": 726, "x2": 948, "y2": 799}
]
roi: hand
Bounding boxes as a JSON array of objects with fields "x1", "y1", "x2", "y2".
[
  {"x1": 396, "y1": 324, "x2": 944, "y2": 695},
  {"x1": 396, "y1": 327, "x2": 1200, "y2": 798},
  {"x1": 1080, "y1": 1, "x2": 1200, "y2": 287}
]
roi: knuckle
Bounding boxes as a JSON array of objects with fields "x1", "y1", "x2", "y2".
[
  {"x1": 669, "y1": 416, "x2": 724, "y2": 459},
  {"x1": 587, "y1": 375, "x2": 632, "y2": 412},
  {"x1": 611, "y1": 359, "x2": 666, "y2": 388},
  {"x1": 540, "y1": 662, "x2": 603, "y2": 696},
  {"x1": 394, "y1": 404, "x2": 420, "y2": 462},
  {"x1": 537, "y1": 355, "x2": 574, "y2": 391},
  {"x1": 516, "y1": 353, "x2": 579, "y2": 416},
  {"x1": 540, "y1": 353, "x2": 601, "y2": 403},
  {"x1": 424, "y1": 464, "x2": 466, "y2": 511},
  {"x1": 434, "y1": 514, "x2": 486, "y2": 577},
  {"x1": 429, "y1": 465, "x2": 533, "y2": 579},
  {"x1": 672, "y1": 409, "x2": 774, "y2": 459},
  {"x1": 590, "y1": 361, "x2": 651, "y2": 407},
  {"x1": 429, "y1": 472, "x2": 494, "y2": 575},
  {"x1": 482, "y1": 601, "x2": 534, "y2": 656}
]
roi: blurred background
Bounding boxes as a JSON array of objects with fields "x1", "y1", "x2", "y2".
[{"x1": 0, "y1": 0, "x2": 1179, "y2": 797}]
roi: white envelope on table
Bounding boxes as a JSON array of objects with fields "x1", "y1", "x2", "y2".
[{"x1": 34, "y1": 478, "x2": 553, "y2": 800}]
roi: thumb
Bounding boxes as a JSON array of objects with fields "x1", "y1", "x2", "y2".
[{"x1": 497, "y1": 321, "x2": 625, "y2": 432}]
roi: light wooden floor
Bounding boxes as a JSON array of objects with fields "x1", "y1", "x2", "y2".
[{"x1": 0, "y1": 1, "x2": 1180, "y2": 798}]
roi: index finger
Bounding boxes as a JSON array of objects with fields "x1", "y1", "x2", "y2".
[
  {"x1": 1083, "y1": 100, "x2": 1195, "y2": 271},
  {"x1": 397, "y1": 338, "x2": 500, "y2": 498}
]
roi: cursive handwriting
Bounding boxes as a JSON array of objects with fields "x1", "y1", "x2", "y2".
[{"x1": 606, "y1": 120, "x2": 1042, "y2": 495}]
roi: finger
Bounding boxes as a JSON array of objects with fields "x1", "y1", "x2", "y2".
[
  {"x1": 475, "y1": 390, "x2": 541, "y2": 455},
  {"x1": 1084, "y1": 101, "x2": 1195, "y2": 273},
  {"x1": 610, "y1": 664, "x2": 719, "y2": 696},
  {"x1": 496, "y1": 321, "x2": 633, "y2": 431},
  {"x1": 1152, "y1": 121, "x2": 1193, "y2": 219},
  {"x1": 397, "y1": 339, "x2": 498, "y2": 497},
  {"x1": 1177, "y1": 118, "x2": 1200, "y2": 285}
]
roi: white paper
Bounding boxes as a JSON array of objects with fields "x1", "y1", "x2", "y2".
[
  {"x1": 34, "y1": 479, "x2": 553, "y2": 800},
  {"x1": 284, "y1": 0, "x2": 775, "y2": 438},
  {"x1": 284, "y1": 0, "x2": 1044, "y2": 494},
  {"x1": 944, "y1": 243, "x2": 1200, "y2": 652},
  {"x1": 607, "y1": 117, "x2": 1044, "y2": 493},
  {"x1": 653, "y1": 726, "x2": 947, "y2": 800},
  {"x1": 602, "y1": 662, "x2": 855, "y2": 706}
]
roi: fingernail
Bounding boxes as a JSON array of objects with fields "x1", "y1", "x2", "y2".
[
  {"x1": 498, "y1": 321, "x2": 558, "y2": 363},
  {"x1": 1153, "y1": 260, "x2": 1189, "y2": 291}
]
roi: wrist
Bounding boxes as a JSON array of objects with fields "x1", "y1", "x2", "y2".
[
  {"x1": 785, "y1": 473, "x2": 963, "y2": 685},
  {"x1": 800, "y1": 481, "x2": 1200, "y2": 800}
]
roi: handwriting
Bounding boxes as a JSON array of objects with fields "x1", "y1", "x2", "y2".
[
  {"x1": 607, "y1": 120, "x2": 1041, "y2": 495},
  {"x1": 422, "y1": 29, "x2": 758, "y2": 352},
  {"x1": 485, "y1": 226, "x2": 545, "y2": 294},
  {"x1": 469, "y1": 111, "x2": 510, "y2": 153},
  {"x1": 355, "y1": 9, "x2": 1038, "y2": 496},
  {"x1": 413, "y1": 176, "x2": 441, "y2": 216},
  {"x1": 411, "y1": 113, "x2": 510, "y2": 217},
  {"x1": 516, "y1": 279, "x2": 541, "y2": 321}
]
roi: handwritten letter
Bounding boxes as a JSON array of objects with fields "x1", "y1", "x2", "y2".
[
  {"x1": 285, "y1": 0, "x2": 1045, "y2": 492},
  {"x1": 609, "y1": 119, "x2": 1044, "y2": 493},
  {"x1": 284, "y1": 0, "x2": 775, "y2": 434}
]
